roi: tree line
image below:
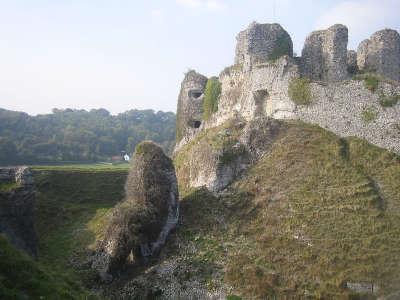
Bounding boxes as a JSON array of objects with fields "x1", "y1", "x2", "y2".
[{"x1": 0, "y1": 108, "x2": 176, "y2": 165}]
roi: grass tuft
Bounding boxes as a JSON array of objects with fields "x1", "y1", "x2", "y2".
[
  {"x1": 353, "y1": 73, "x2": 380, "y2": 92},
  {"x1": 361, "y1": 106, "x2": 378, "y2": 123}
]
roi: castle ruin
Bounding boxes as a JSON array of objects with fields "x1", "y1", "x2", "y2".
[
  {"x1": 174, "y1": 22, "x2": 400, "y2": 192},
  {"x1": 176, "y1": 22, "x2": 400, "y2": 153}
]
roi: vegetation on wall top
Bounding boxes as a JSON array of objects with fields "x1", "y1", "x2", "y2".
[{"x1": 203, "y1": 77, "x2": 222, "y2": 120}]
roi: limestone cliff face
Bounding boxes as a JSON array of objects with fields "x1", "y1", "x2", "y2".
[
  {"x1": 93, "y1": 141, "x2": 179, "y2": 279},
  {"x1": 174, "y1": 22, "x2": 400, "y2": 193},
  {"x1": 0, "y1": 166, "x2": 38, "y2": 257}
]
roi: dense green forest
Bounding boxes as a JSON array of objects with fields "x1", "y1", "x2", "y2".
[{"x1": 0, "y1": 108, "x2": 175, "y2": 165}]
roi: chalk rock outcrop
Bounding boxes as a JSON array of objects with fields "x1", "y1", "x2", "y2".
[
  {"x1": 0, "y1": 166, "x2": 37, "y2": 257},
  {"x1": 357, "y1": 29, "x2": 400, "y2": 81},
  {"x1": 175, "y1": 117, "x2": 284, "y2": 193},
  {"x1": 235, "y1": 22, "x2": 293, "y2": 71},
  {"x1": 302, "y1": 24, "x2": 348, "y2": 81},
  {"x1": 93, "y1": 141, "x2": 179, "y2": 279},
  {"x1": 176, "y1": 70, "x2": 208, "y2": 145}
]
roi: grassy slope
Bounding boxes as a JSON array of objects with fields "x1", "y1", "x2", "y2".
[
  {"x1": 171, "y1": 121, "x2": 400, "y2": 299},
  {"x1": 32, "y1": 166, "x2": 127, "y2": 298},
  {"x1": 0, "y1": 165, "x2": 127, "y2": 299},
  {"x1": 0, "y1": 234, "x2": 97, "y2": 299}
]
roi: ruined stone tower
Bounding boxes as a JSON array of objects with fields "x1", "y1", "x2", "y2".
[
  {"x1": 302, "y1": 24, "x2": 349, "y2": 81},
  {"x1": 357, "y1": 29, "x2": 400, "y2": 81},
  {"x1": 235, "y1": 22, "x2": 293, "y2": 71},
  {"x1": 175, "y1": 70, "x2": 208, "y2": 144}
]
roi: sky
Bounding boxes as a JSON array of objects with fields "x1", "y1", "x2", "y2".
[{"x1": 0, "y1": 0, "x2": 399, "y2": 115}]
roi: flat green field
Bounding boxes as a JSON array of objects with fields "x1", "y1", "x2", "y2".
[{"x1": 31, "y1": 162, "x2": 130, "y2": 172}]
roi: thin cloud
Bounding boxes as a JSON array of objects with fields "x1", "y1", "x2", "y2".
[
  {"x1": 315, "y1": 0, "x2": 400, "y2": 49},
  {"x1": 176, "y1": 0, "x2": 226, "y2": 11},
  {"x1": 150, "y1": 9, "x2": 165, "y2": 23}
]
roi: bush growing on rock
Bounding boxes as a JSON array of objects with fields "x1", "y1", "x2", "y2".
[
  {"x1": 288, "y1": 77, "x2": 312, "y2": 105},
  {"x1": 93, "y1": 141, "x2": 179, "y2": 278},
  {"x1": 203, "y1": 77, "x2": 222, "y2": 120}
]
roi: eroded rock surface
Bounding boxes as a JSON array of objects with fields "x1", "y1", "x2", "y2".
[
  {"x1": 93, "y1": 141, "x2": 179, "y2": 279},
  {"x1": 357, "y1": 29, "x2": 400, "y2": 81},
  {"x1": 0, "y1": 166, "x2": 37, "y2": 257},
  {"x1": 175, "y1": 117, "x2": 284, "y2": 193}
]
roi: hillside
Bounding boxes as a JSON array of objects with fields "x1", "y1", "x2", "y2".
[
  {"x1": 123, "y1": 120, "x2": 399, "y2": 299},
  {"x1": 0, "y1": 108, "x2": 175, "y2": 165}
]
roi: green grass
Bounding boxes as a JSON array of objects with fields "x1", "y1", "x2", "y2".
[
  {"x1": 353, "y1": 73, "x2": 380, "y2": 92},
  {"x1": 361, "y1": 106, "x2": 378, "y2": 123},
  {"x1": 31, "y1": 162, "x2": 129, "y2": 172},
  {"x1": 32, "y1": 168, "x2": 127, "y2": 296},
  {"x1": 288, "y1": 77, "x2": 312, "y2": 105},
  {"x1": 379, "y1": 94, "x2": 400, "y2": 107},
  {"x1": 0, "y1": 234, "x2": 95, "y2": 299},
  {"x1": 203, "y1": 77, "x2": 222, "y2": 120},
  {"x1": 0, "y1": 181, "x2": 20, "y2": 192},
  {"x1": 171, "y1": 120, "x2": 400, "y2": 299}
]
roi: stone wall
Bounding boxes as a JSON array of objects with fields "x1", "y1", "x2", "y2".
[
  {"x1": 209, "y1": 55, "x2": 299, "y2": 130},
  {"x1": 0, "y1": 166, "x2": 38, "y2": 257},
  {"x1": 297, "y1": 80, "x2": 400, "y2": 154}
]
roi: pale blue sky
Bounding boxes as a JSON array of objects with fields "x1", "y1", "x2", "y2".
[{"x1": 0, "y1": 0, "x2": 399, "y2": 115}]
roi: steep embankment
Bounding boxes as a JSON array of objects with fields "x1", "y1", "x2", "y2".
[
  {"x1": 114, "y1": 120, "x2": 400, "y2": 299},
  {"x1": 0, "y1": 166, "x2": 128, "y2": 299},
  {"x1": 0, "y1": 234, "x2": 94, "y2": 299}
]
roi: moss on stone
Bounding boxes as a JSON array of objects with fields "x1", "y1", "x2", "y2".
[
  {"x1": 361, "y1": 106, "x2": 378, "y2": 123},
  {"x1": 268, "y1": 34, "x2": 292, "y2": 62},
  {"x1": 288, "y1": 77, "x2": 312, "y2": 105},
  {"x1": 379, "y1": 94, "x2": 399, "y2": 107}
]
